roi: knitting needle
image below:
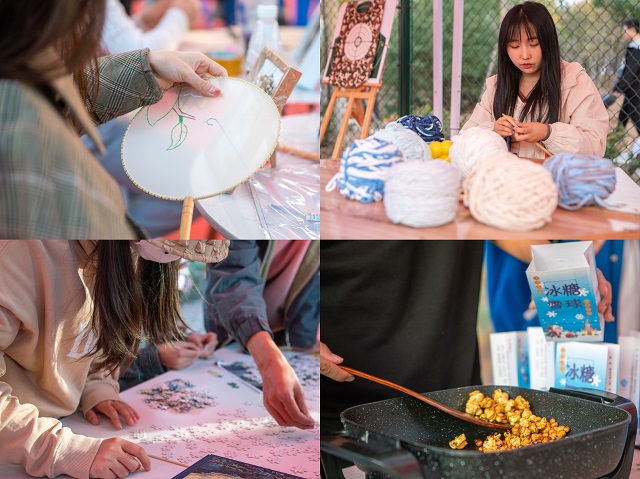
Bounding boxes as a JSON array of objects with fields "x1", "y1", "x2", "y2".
[
  {"x1": 148, "y1": 454, "x2": 189, "y2": 468},
  {"x1": 501, "y1": 114, "x2": 552, "y2": 156}
]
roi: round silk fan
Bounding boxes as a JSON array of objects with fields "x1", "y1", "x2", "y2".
[{"x1": 122, "y1": 77, "x2": 280, "y2": 238}]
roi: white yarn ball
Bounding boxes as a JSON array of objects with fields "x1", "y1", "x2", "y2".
[
  {"x1": 463, "y1": 152, "x2": 558, "y2": 231},
  {"x1": 449, "y1": 127, "x2": 508, "y2": 178},
  {"x1": 384, "y1": 161, "x2": 463, "y2": 227},
  {"x1": 373, "y1": 122, "x2": 432, "y2": 162}
]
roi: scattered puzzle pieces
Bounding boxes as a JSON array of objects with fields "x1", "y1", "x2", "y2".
[{"x1": 138, "y1": 379, "x2": 218, "y2": 413}]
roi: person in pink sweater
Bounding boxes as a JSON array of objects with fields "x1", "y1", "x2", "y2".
[
  {"x1": 463, "y1": 1, "x2": 608, "y2": 159},
  {"x1": 0, "y1": 241, "x2": 228, "y2": 479}
]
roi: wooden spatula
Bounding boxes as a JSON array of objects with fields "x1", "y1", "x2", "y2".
[{"x1": 340, "y1": 366, "x2": 512, "y2": 431}]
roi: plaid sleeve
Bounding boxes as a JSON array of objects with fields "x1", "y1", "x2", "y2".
[{"x1": 85, "y1": 49, "x2": 163, "y2": 124}]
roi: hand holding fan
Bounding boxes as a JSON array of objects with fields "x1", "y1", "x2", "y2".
[{"x1": 122, "y1": 77, "x2": 280, "y2": 238}]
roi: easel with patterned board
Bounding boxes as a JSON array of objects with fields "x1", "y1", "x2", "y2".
[{"x1": 320, "y1": 80, "x2": 383, "y2": 159}]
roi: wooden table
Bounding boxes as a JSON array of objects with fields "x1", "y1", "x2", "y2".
[{"x1": 321, "y1": 159, "x2": 640, "y2": 239}]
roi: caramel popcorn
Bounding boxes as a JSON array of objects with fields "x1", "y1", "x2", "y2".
[
  {"x1": 451, "y1": 389, "x2": 570, "y2": 452},
  {"x1": 449, "y1": 433, "x2": 468, "y2": 450}
]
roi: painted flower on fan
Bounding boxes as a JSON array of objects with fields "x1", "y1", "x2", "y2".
[
  {"x1": 560, "y1": 378, "x2": 567, "y2": 386},
  {"x1": 145, "y1": 85, "x2": 196, "y2": 151},
  {"x1": 591, "y1": 375, "x2": 602, "y2": 387},
  {"x1": 578, "y1": 288, "x2": 589, "y2": 297},
  {"x1": 541, "y1": 297, "x2": 549, "y2": 303},
  {"x1": 546, "y1": 311, "x2": 557, "y2": 318},
  {"x1": 575, "y1": 314, "x2": 584, "y2": 320}
]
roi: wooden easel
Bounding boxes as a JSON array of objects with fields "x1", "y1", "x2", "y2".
[{"x1": 320, "y1": 80, "x2": 383, "y2": 159}]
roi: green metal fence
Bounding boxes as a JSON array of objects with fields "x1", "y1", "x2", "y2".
[{"x1": 320, "y1": 0, "x2": 640, "y2": 181}]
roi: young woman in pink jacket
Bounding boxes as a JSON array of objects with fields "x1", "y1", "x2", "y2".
[
  {"x1": 463, "y1": 1, "x2": 608, "y2": 159},
  {"x1": 0, "y1": 241, "x2": 227, "y2": 479}
]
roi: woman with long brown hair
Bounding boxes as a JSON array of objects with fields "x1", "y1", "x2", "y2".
[
  {"x1": 462, "y1": 1, "x2": 607, "y2": 159},
  {"x1": 0, "y1": 1, "x2": 227, "y2": 238},
  {"x1": 0, "y1": 240, "x2": 229, "y2": 478}
]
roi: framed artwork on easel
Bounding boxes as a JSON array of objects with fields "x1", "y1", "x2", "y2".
[
  {"x1": 322, "y1": 0, "x2": 397, "y2": 88},
  {"x1": 320, "y1": 0, "x2": 397, "y2": 158}
]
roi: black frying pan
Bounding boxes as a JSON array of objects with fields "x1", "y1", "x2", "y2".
[{"x1": 322, "y1": 386, "x2": 637, "y2": 479}]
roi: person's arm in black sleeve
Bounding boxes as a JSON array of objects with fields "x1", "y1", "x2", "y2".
[{"x1": 617, "y1": 49, "x2": 640, "y2": 93}]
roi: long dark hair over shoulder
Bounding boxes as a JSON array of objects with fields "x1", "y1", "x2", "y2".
[
  {"x1": 78, "y1": 241, "x2": 187, "y2": 374},
  {"x1": 493, "y1": 2, "x2": 562, "y2": 124},
  {"x1": 0, "y1": 1, "x2": 105, "y2": 117},
  {"x1": 0, "y1": 1, "x2": 105, "y2": 83}
]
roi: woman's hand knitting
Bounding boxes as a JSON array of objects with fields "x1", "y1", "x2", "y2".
[{"x1": 512, "y1": 121, "x2": 549, "y2": 143}]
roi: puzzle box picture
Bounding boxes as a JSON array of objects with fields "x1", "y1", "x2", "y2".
[{"x1": 172, "y1": 454, "x2": 304, "y2": 479}]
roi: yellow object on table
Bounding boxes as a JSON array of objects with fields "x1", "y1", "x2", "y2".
[
  {"x1": 429, "y1": 140, "x2": 452, "y2": 162},
  {"x1": 206, "y1": 50, "x2": 244, "y2": 77}
]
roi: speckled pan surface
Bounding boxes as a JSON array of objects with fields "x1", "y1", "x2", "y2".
[{"x1": 340, "y1": 385, "x2": 632, "y2": 479}]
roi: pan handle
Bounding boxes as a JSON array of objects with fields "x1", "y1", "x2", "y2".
[
  {"x1": 321, "y1": 432, "x2": 423, "y2": 479},
  {"x1": 549, "y1": 386, "x2": 635, "y2": 410},
  {"x1": 550, "y1": 387, "x2": 637, "y2": 479}
]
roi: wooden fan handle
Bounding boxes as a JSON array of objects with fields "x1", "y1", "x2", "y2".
[{"x1": 179, "y1": 196, "x2": 195, "y2": 240}]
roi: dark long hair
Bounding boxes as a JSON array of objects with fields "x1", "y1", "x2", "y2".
[
  {"x1": 622, "y1": 19, "x2": 640, "y2": 33},
  {"x1": 78, "y1": 241, "x2": 187, "y2": 374},
  {"x1": 0, "y1": 1, "x2": 105, "y2": 108},
  {"x1": 493, "y1": 2, "x2": 561, "y2": 124}
]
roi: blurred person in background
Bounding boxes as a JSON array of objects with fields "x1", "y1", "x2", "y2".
[{"x1": 603, "y1": 19, "x2": 640, "y2": 161}]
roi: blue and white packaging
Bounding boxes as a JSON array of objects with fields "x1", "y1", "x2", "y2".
[
  {"x1": 490, "y1": 331, "x2": 529, "y2": 387},
  {"x1": 617, "y1": 334, "x2": 640, "y2": 445},
  {"x1": 526, "y1": 241, "x2": 603, "y2": 341},
  {"x1": 554, "y1": 342, "x2": 619, "y2": 393},
  {"x1": 618, "y1": 335, "x2": 640, "y2": 402}
]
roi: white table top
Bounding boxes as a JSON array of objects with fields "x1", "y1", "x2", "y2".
[
  {"x1": 603, "y1": 167, "x2": 640, "y2": 215},
  {"x1": 196, "y1": 111, "x2": 320, "y2": 239},
  {"x1": 1, "y1": 347, "x2": 319, "y2": 479}
]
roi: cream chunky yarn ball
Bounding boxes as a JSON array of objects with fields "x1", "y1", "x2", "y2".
[
  {"x1": 449, "y1": 127, "x2": 508, "y2": 178},
  {"x1": 463, "y1": 152, "x2": 558, "y2": 231}
]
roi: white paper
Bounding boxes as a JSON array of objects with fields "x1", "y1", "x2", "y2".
[
  {"x1": 490, "y1": 332, "x2": 518, "y2": 385},
  {"x1": 528, "y1": 326, "x2": 555, "y2": 390},
  {"x1": 606, "y1": 343, "x2": 620, "y2": 394}
]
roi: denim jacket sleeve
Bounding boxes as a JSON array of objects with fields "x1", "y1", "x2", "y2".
[{"x1": 203, "y1": 241, "x2": 272, "y2": 348}]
